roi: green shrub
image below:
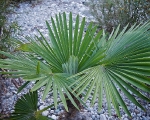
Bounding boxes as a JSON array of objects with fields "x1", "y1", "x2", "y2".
[
  {"x1": 0, "y1": 0, "x2": 44, "y2": 59},
  {"x1": 0, "y1": 0, "x2": 20, "y2": 58},
  {"x1": 88, "y1": 0, "x2": 150, "y2": 32}
]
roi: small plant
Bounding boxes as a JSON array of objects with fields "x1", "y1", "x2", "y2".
[
  {"x1": 11, "y1": 91, "x2": 54, "y2": 120},
  {"x1": 88, "y1": 0, "x2": 150, "y2": 32},
  {"x1": 0, "y1": 12, "x2": 150, "y2": 119}
]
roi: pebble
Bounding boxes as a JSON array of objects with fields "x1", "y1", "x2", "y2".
[
  {"x1": 124, "y1": 118, "x2": 129, "y2": 120},
  {"x1": 61, "y1": 0, "x2": 70, "y2": 3},
  {"x1": 96, "y1": 114, "x2": 100, "y2": 119},
  {"x1": 51, "y1": 115, "x2": 57, "y2": 120},
  {"x1": 55, "y1": 109, "x2": 60, "y2": 115},
  {"x1": 100, "y1": 114, "x2": 107, "y2": 120},
  {"x1": 50, "y1": 110, "x2": 54, "y2": 114},
  {"x1": 42, "y1": 110, "x2": 49, "y2": 116},
  {"x1": 108, "y1": 117, "x2": 113, "y2": 120},
  {"x1": 5, "y1": 92, "x2": 12, "y2": 97},
  {"x1": 137, "y1": 112, "x2": 142, "y2": 117},
  {"x1": 134, "y1": 109, "x2": 140, "y2": 114},
  {"x1": 39, "y1": 105, "x2": 46, "y2": 110},
  {"x1": 92, "y1": 114, "x2": 95, "y2": 119},
  {"x1": 143, "y1": 118, "x2": 148, "y2": 120}
]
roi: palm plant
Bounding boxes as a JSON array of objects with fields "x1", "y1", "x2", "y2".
[
  {"x1": 11, "y1": 91, "x2": 56, "y2": 120},
  {"x1": 0, "y1": 12, "x2": 150, "y2": 119}
]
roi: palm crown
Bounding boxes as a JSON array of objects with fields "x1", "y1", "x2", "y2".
[{"x1": 0, "y1": 12, "x2": 150, "y2": 118}]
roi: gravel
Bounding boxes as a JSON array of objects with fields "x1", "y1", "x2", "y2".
[
  {"x1": 1, "y1": 0, "x2": 150, "y2": 120},
  {"x1": 7, "y1": 0, "x2": 95, "y2": 41}
]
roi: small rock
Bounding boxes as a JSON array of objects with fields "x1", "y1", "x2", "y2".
[
  {"x1": 134, "y1": 109, "x2": 140, "y2": 114},
  {"x1": 87, "y1": 108, "x2": 92, "y2": 112},
  {"x1": 51, "y1": 115, "x2": 57, "y2": 120},
  {"x1": 6, "y1": 92, "x2": 12, "y2": 97},
  {"x1": 51, "y1": 110, "x2": 54, "y2": 114},
  {"x1": 47, "y1": 98, "x2": 51, "y2": 102},
  {"x1": 124, "y1": 114, "x2": 128, "y2": 117},
  {"x1": 137, "y1": 112, "x2": 142, "y2": 117},
  {"x1": 86, "y1": 103, "x2": 90, "y2": 106},
  {"x1": 82, "y1": 1, "x2": 89, "y2": 6},
  {"x1": 55, "y1": 109, "x2": 59, "y2": 113},
  {"x1": 142, "y1": 116, "x2": 148, "y2": 120},
  {"x1": 124, "y1": 118, "x2": 129, "y2": 120},
  {"x1": 39, "y1": 105, "x2": 46, "y2": 110},
  {"x1": 60, "y1": 109, "x2": 64, "y2": 113},
  {"x1": 51, "y1": 4, "x2": 56, "y2": 8},
  {"x1": 96, "y1": 114, "x2": 100, "y2": 119},
  {"x1": 100, "y1": 114, "x2": 107, "y2": 120},
  {"x1": 42, "y1": 111, "x2": 49, "y2": 116},
  {"x1": 108, "y1": 117, "x2": 113, "y2": 120},
  {"x1": 131, "y1": 112, "x2": 135, "y2": 117},
  {"x1": 12, "y1": 91, "x2": 17, "y2": 94},
  {"x1": 61, "y1": 0, "x2": 69, "y2": 3},
  {"x1": 92, "y1": 114, "x2": 95, "y2": 119}
]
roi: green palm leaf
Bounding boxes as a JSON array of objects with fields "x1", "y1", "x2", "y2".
[
  {"x1": 70, "y1": 22, "x2": 150, "y2": 118},
  {"x1": 11, "y1": 91, "x2": 54, "y2": 120},
  {"x1": 11, "y1": 91, "x2": 38, "y2": 120}
]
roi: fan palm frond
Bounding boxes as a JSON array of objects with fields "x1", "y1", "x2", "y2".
[
  {"x1": 11, "y1": 91, "x2": 55, "y2": 120},
  {"x1": 70, "y1": 22, "x2": 150, "y2": 118},
  {"x1": 11, "y1": 91, "x2": 48, "y2": 120},
  {"x1": 0, "y1": 12, "x2": 102, "y2": 111}
]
